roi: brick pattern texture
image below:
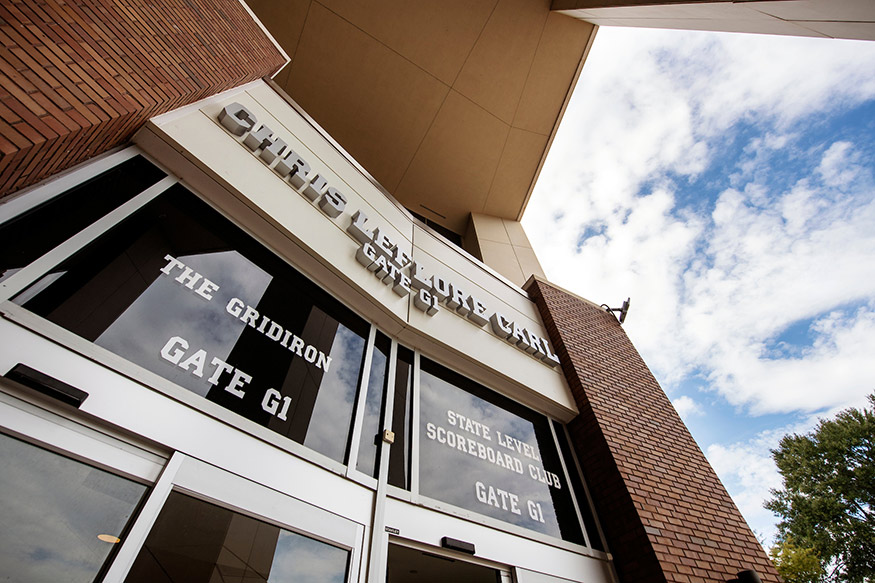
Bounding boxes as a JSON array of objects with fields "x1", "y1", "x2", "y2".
[
  {"x1": 0, "y1": 0, "x2": 285, "y2": 198},
  {"x1": 525, "y1": 278, "x2": 781, "y2": 583}
]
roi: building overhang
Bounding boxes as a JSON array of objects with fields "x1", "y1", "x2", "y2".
[
  {"x1": 552, "y1": 0, "x2": 875, "y2": 41},
  {"x1": 244, "y1": 0, "x2": 598, "y2": 236}
]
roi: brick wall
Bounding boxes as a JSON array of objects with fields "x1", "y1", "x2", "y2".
[
  {"x1": 525, "y1": 277, "x2": 781, "y2": 583},
  {"x1": 0, "y1": 0, "x2": 286, "y2": 198}
]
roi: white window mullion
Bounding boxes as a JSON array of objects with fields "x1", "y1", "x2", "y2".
[
  {"x1": 346, "y1": 324, "x2": 377, "y2": 478},
  {"x1": 549, "y1": 419, "x2": 589, "y2": 548},
  {"x1": 409, "y1": 349, "x2": 421, "y2": 502},
  {"x1": 0, "y1": 176, "x2": 177, "y2": 304},
  {"x1": 366, "y1": 339, "x2": 399, "y2": 583},
  {"x1": 101, "y1": 451, "x2": 185, "y2": 583}
]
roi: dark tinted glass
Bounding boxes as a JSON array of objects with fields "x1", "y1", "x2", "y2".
[
  {"x1": 355, "y1": 332, "x2": 390, "y2": 477},
  {"x1": 14, "y1": 185, "x2": 369, "y2": 463},
  {"x1": 407, "y1": 210, "x2": 463, "y2": 248},
  {"x1": 387, "y1": 544, "x2": 501, "y2": 583},
  {"x1": 126, "y1": 492, "x2": 349, "y2": 583},
  {"x1": 0, "y1": 155, "x2": 165, "y2": 284},
  {"x1": 387, "y1": 346, "x2": 414, "y2": 489},
  {"x1": 552, "y1": 419, "x2": 605, "y2": 551},
  {"x1": 417, "y1": 359, "x2": 584, "y2": 543},
  {"x1": 0, "y1": 433, "x2": 147, "y2": 583}
]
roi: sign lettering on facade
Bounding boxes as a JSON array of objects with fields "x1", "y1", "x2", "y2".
[
  {"x1": 217, "y1": 103, "x2": 561, "y2": 368},
  {"x1": 417, "y1": 360, "x2": 582, "y2": 540},
  {"x1": 13, "y1": 186, "x2": 371, "y2": 464}
]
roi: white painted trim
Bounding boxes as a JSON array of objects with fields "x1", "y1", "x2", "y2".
[
  {"x1": 0, "y1": 303, "x2": 352, "y2": 478},
  {"x1": 389, "y1": 536, "x2": 513, "y2": 574},
  {"x1": 409, "y1": 349, "x2": 421, "y2": 502},
  {"x1": 384, "y1": 496, "x2": 613, "y2": 583},
  {"x1": 366, "y1": 339, "x2": 400, "y2": 583},
  {"x1": 171, "y1": 455, "x2": 364, "y2": 549},
  {"x1": 0, "y1": 141, "x2": 607, "y2": 579},
  {"x1": 0, "y1": 386, "x2": 166, "y2": 482},
  {"x1": 102, "y1": 452, "x2": 184, "y2": 582},
  {"x1": 67, "y1": 455, "x2": 367, "y2": 582},
  {"x1": 347, "y1": 325, "x2": 377, "y2": 477},
  {"x1": 416, "y1": 492, "x2": 600, "y2": 557}
]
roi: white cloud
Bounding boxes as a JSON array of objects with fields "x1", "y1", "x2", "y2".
[
  {"x1": 680, "y1": 141, "x2": 875, "y2": 413},
  {"x1": 525, "y1": 27, "x2": 875, "y2": 417},
  {"x1": 818, "y1": 141, "x2": 861, "y2": 187},
  {"x1": 671, "y1": 395, "x2": 703, "y2": 421},
  {"x1": 730, "y1": 132, "x2": 797, "y2": 188},
  {"x1": 707, "y1": 305, "x2": 875, "y2": 415},
  {"x1": 523, "y1": 25, "x2": 875, "y2": 552},
  {"x1": 706, "y1": 431, "x2": 786, "y2": 545}
]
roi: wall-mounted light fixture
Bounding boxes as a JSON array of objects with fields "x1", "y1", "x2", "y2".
[{"x1": 601, "y1": 298, "x2": 631, "y2": 324}]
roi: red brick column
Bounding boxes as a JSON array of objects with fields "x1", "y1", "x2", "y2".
[
  {"x1": 0, "y1": 0, "x2": 286, "y2": 198},
  {"x1": 524, "y1": 277, "x2": 780, "y2": 583}
]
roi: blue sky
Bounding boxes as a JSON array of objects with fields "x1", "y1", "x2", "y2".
[{"x1": 524, "y1": 27, "x2": 875, "y2": 545}]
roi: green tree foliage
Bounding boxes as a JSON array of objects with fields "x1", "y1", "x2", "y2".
[
  {"x1": 769, "y1": 538, "x2": 824, "y2": 583},
  {"x1": 765, "y1": 393, "x2": 875, "y2": 582}
]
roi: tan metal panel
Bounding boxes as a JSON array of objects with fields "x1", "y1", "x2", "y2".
[
  {"x1": 317, "y1": 0, "x2": 497, "y2": 85},
  {"x1": 244, "y1": 0, "x2": 311, "y2": 63},
  {"x1": 513, "y1": 13, "x2": 595, "y2": 135},
  {"x1": 454, "y1": 0, "x2": 550, "y2": 125},
  {"x1": 484, "y1": 128, "x2": 549, "y2": 219},
  {"x1": 472, "y1": 214, "x2": 514, "y2": 245},
  {"x1": 281, "y1": 2, "x2": 450, "y2": 192},
  {"x1": 502, "y1": 219, "x2": 534, "y2": 249},
  {"x1": 513, "y1": 245, "x2": 547, "y2": 281},
  {"x1": 479, "y1": 240, "x2": 527, "y2": 285},
  {"x1": 395, "y1": 91, "x2": 510, "y2": 233}
]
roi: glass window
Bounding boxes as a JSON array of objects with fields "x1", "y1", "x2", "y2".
[
  {"x1": 387, "y1": 346, "x2": 414, "y2": 489},
  {"x1": 13, "y1": 184, "x2": 369, "y2": 464},
  {"x1": 125, "y1": 491, "x2": 349, "y2": 583},
  {"x1": 407, "y1": 210, "x2": 463, "y2": 248},
  {"x1": 0, "y1": 155, "x2": 165, "y2": 285},
  {"x1": 355, "y1": 332, "x2": 390, "y2": 478},
  {"x1": 552, "y1": 419, "x2": 605, "y2": 551},
  {"x1": 417, "y1": 359, "x2": 585, "y2": 544},
  {"x1": 0, "y1": 433, "x2": 148, "y2": 583}
]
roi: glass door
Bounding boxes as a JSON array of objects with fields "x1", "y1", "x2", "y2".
[
  {"x1": 386, "y1": 543, "x2": 510, "y2": 583},
  {"x1": 0, "y1": 383, "x2": 165, "y2": 583},
  {"x1": 106, "y1": 453, "x2": 365, "y2": 583}
]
